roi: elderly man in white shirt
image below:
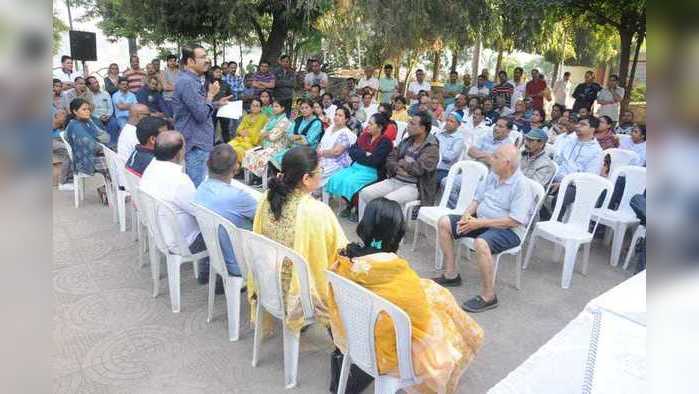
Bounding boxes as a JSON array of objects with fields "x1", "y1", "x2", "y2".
[
  {"x1": 407, "y1": 69, "x2": 431, "y2": 105},
  {"x1": 552, "y1": 71, "x2": 573, "y2": 107},
  {"x1": 116, "y1": 104, "x2": 150, "y2": 163},
  {"x1": 140, "y1": 130, "x2": 209, "y2": 281}
]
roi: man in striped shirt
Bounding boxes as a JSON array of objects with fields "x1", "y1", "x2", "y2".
[{"x1": 123, "y1": 55, "x2": 147, "y2": 93}]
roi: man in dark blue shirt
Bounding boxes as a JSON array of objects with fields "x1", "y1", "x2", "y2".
[{"x1": 126, "y1": 116, "x2": 167, "y2": 177}]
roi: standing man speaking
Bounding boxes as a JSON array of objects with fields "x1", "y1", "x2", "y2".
[{"x1": 172, "y1": 44, "x2": 231, "y2": 186}]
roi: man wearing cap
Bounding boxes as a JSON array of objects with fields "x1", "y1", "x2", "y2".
[
  {"x1": 521, "y1": 128, "x2": 556, "y2": 187},
  {"x1": 435, "y1": 112, "x2": 466, "y2": 185}
]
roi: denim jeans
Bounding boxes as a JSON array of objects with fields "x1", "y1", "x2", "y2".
[{"x1": 185, "y1": 147, "x2": 209, "y2": 187}]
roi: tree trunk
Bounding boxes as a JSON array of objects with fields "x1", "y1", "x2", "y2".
[
  {"x1": 212, "y1": 40, "x2": 218, "y2": 66},
  {"x1": 450, "y1": 48, "x2": 458, "y2": 73},
  {"x1": 402, "y1": 51, "x2": 418, "y2": 96},
  {"x1": 623, "y1": 32, "x2": 645, "y2": 110},
  {"x1": 471, "y1": 38, "x2": 480, "y2": 81},
  {"x1": 551, "y1": 61, "x2": 560, "y2": 87},
  {"x1": 617, "y1": 28, "x2": 633, "y2": 89},
  {"x1": 259, "y1": 9, "x2": 289, "y2": 63},
  {"x1": 432, "y1": 50, "x2": 441, "y2": 82},
  {"x1": 127, "y1": 36, "x2": 137, "y2": 56},
  {"x1": 495, "y1": 49, "x2": 504, "y2": 75}
]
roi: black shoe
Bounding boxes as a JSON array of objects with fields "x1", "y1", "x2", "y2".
[
  {"x1": 339, "y1": 207, "x2": 352, "y2": 218},
  {"x1": 432, "y1": 274, "x2": 462, "y2": 287},
  {"x1": 462, "y1": 295, "x2": 498, "y2": 313}
]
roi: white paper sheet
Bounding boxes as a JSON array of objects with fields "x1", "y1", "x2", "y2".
[{"x1": 217, "y1": 100, "x2": 243, "y2": 119}]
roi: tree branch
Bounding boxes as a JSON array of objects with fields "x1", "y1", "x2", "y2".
[
  {"x1": 567, "y1": 0, "x2": 622, "y2": 30},
  {"x1": 249, "y1": 16, "x2": 266, "y2": 47}
]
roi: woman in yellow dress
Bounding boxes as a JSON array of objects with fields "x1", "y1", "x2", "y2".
[
  {"x1": 328, "y1": 198, "x2": 484, "y2": 394},
  {"x1": 249, "y1": 146, "x2": 348, "y2": 333},
  {"x1": 391, "y1": 95, "x2": 410, "y2": 122},
  {"x1": 229, "y1": 98, "x2": 268, "y2": 163}
]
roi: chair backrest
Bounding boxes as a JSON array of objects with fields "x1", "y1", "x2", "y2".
[
  {"x1": 123, "y1": 170, "x2": 144, "y2": 220},
  {"x1": 545, "y1": 161, "x2": 560, "y2": 195},
  {"x1": 192, "y1": 203, "x2": 248, "y2": 278},
  {"x1": 238, "y1": 230, "x2": 315, "y2": 321},
  {"x1": 520, "y1": 177, "x2": 547, "y2": 245},
  {"x1": 603, "y1": 148, "x2": 639, "y2": 177},
  {"x1": 326, "y1": 271, "x2": 418, "y2": 384},
  {"x1": 395, "y1": 121, "x2": 408, "y2": 142},
  {"x1": 59, "y1": 131, "x2": 74, "y2": 161},
  {"x1": 608, "y1": 165, "x2": 646, "y2": 216},
  {"x1": 439, "y1": 160, "x2": 489, "y2": 210},
  {"x1": 138, "y1": 188, "x2": 192, "y2": 256},
  {"x1": 101, "y1": 144, "x2": 126, "y2": 188},
  {"x1": 550, "y1": 173, "x2": 613, "y2": 231},
  {"x1": 510, "y1": 129, "x2": 522, "y2": 146}
]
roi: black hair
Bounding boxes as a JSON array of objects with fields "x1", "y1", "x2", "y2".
[
  {"x1": 393, "y1": 96, "x2": 407, "y2": 105},
  {"x1": 552, "y1": 103, "x2": 565, "y2": 113},
  {"x1": 533, "y1": 108, "x2": 546, "y2": 122},
  {"x1": 563, "y1": 71, "x2": 571, "y2": 77},
  {"x1": 496, "y1": 116, "x2": 514, "y2": 129},
  {"x1": 210, "y1": 65, "x2": 221, "y2": 71},
  {"x1": 279, "y1": 54, "x2": 289, "y2": 61},
  {"x1": 322, "y1": 92, "x2": 334, "y2": 100},
  {"x1": 414, "y1": 110, "x2": 432, "y2": 132},
  {"x1": 229, "y1": 60, "x2": 237, "y2": 66},
  {"x1": 53, "y1": 78, "x2": 62, "y2": 85},
  {"x1": 136, "y1": 116, "x2": 167, "y2": 145},
  {"x1": 416, "y1": 69, "x2": 424, "y2": 73},
  {"x1": 272, "y1": 98, "x2": 287, "y2": 110},
  {"x1": 636, "y1": 124, "x2": 646, "y2": 139},
  {"x1": 370, "y1": 112, "x2": 390, "y2": 134},
  {"x1": 154, "y1": 133, "x2": 184, "y2": 161},
  {"x1": 357, "y1": 197, "x2": 406, "y2": 253},
  {"x1": 384, "y1": 64, "x2": 393, "y2": 70},
  {"x1": 259, "y1": 59, "x2": 270, "y2": 66},
  {"x1": 166, "y1": 54, "x2": 177, "y2": 61},
  {"x1": 498, "y1": 70, "x2": 507, "y2": 77},
  {"x1": 335, "y1": 106, "x2": 350, "y2": 123},
  {"x1": 362, "y1": 91, "x2": 373, "y2": 99},
  {"x1": 259, "y1": 90, "x2": 272, "y2": 102},
  {"x1": 118, "y1": 76, "x2": 128, "y2": 84},
  {"x1": 74, "y1": 76, "x2": 85, "y2": 83},
  {"x1": 207, "y1": 143, "x2": 238, "y2": 175},
  {"x1": 310, "y1": 84, "x2": 321, "y2": 91},
  {"x1": 267, "y1": 146, "x2": 318, "y2": 220},
  {"x1": 514, "y1": 67, "x2": 523, "y2": 73},
  {"x1": 585, "y1": 116, "x2": 600, "y2": 129},
  {"x1": 609, "y1": 74, "x2": 619, "y2": 81},
  {"x1": 181, "y1": 44, "x2": 204, "y2": 66},
  {"x1": 450, "y1": 70, "x2": 458, "y2": 75},
  {"x1": 598, "y1": 115, "x2": 613, "y2": 127},
  {"x1": 378, "y1": 102, "x2": 393, "y2": 119},
  {"x1": 69, "y1": 98, "x2": 90, "y2": 116},
  {"x1": 130, "y1": 54, "x2": 139, "y2": 61},
  {"x1": 61, "y1": 55, "x2": 72, "y2": 63}
]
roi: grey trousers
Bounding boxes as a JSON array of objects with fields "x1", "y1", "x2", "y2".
[
  {"x1": 358, "y1": 178, "x2": 419, "y2": 221},
  {"x1": 52, "y1": 137, "x2": 72, "y2": 184}
]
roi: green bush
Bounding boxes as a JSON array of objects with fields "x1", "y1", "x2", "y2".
[{"x1": 630, "y1": 84, "x2": 646, "y2": 102}]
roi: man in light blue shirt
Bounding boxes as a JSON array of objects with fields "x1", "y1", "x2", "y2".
[
  {"x1": 112, "y1": 77, "x2": 137, "y2": 128},
  {"x1": 86, "y1": 76, "x2": 113, "y2": 126},
  {"x1": 435, "y1": 112, "x2": 465, "y2": 185},
  {"x1": 194, "y1": 144, "x2": 257, "y2": 282},
  {"x1": 434, "y1": 144, "x2": 534, "y2": 313}
]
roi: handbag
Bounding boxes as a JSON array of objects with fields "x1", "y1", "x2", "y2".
[{"x1": 329, "y1": 348, "x2": 374, "y2": 393}]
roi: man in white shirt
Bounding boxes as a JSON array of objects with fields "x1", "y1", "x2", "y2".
[
  {"x1": 357, "y1": 66, "x2": 379, "y2": 98},
  {"x1": 407, "y1": 69, "x2": 431, "y2": 105},
  {"x1": 509, "y1": 66, "x2": 526, "y2": 105},
  {"x1": 552, "y1": 71, "x2": 573, "y2": 107},
  {"x1": 462, "y1": 107, "x2": 492, "y2": 147},
  {"x1": 303, "y1": 59, "x2": 328, "y2": 93},
  {"x1": 117, "y1": 104, "x2": 150, "y2": 163},
  {"x1": 360, "y1": 91, "x2": 378, "y2": 119},
  {"x1": 140, "y1": 130, "x2": 207, "y2": 274},
  {"x1": 596, "y1": 74, "x2": 625, "y2": 122},
  {"x1": 53, "y1": 55, "x2": 83, "y2": 91}
]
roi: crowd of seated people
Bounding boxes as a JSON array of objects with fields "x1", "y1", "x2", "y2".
[{"x1": 54, "y1": 48, "x2": 648, "y2": 392}]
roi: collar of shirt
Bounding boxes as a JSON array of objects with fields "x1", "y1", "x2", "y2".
[
  {"x1": 496, "y1": 169, "x2": 522, "y2": 185},
  {"x1": 523, "y1": 149, "x2": 546, "y2": 161}
]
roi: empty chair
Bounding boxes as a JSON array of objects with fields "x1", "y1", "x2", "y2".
[
  {"x1": 138, "y1": 189, "x2": 206, "y2": 313},
  {"x1": 591, "y1": 166, "x2": 646, "y2": 267},
  {"x1": 410, "y1": 161, "x2": 488, "y2": 270},
  {"x1": 523, "y1": 173, "x2": 613, "y2": 288},
  {"x1": 240, "y1": 230, "x2": 315, "y2": 389},
  {"x1": 603, "y1": 148, "x2": 639, "y2": 177},
  {"x1": 454, "y1": 177, "x2": 546, "y2": 290},
  {"x1": 60, "y1": 131, "x2": 108, "y2": 208},
  {"x1": 192, "y1": 203, "x2": 247, "y2": 342},
  {"x1": 101, "y1": 144, "x2": 130, "y2": 232},
  {"x1": 123, "y1": 170, "x2": 148, "y2": 267},
  {"x1": 326, "y1": 271, "x2": 419, "y2": 394}
]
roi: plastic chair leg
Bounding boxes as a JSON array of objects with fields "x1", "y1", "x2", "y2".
[
  {"x1": 336, "y1": 353, "x2": 351, "y2": 394},
  {"x1": 523, "y1": 232, "x2": 537, "y2": 270},
  {"x1": 552, "y1": 244, "x2": 563, "y2": 263},
  {"x1": 73, "y1": 178, "x2": 80, "y2": 208},
  {"x1": 560, "y1": 241, "x2": 580, "y2": 289},
  {"x1": 411, "y1": 220, "x2": 419, "y2": 251},
  {"x1": 282, "y1": 323, "x2": 300, "y2": 389},
  {"x1": 251, "y1": 301, "x2": 264, "y2": 367},
  {"x1": 206, "y1": 270, "x2": 216, "y2": 323},
  {"x1": 149, "y1": 240, "x2": 160, "y2": 298},
  {"x1": 167, "y1": 255, "x2": 182, "y2": 313},
  {"x1": 609, "y1": 224, "x2": 627, "y2": 267},
  {"x1": 193, "y1": 260, "x2": 200, "y2": 280},
  {"x1": 224, "y1": 280, "x2": 242, "y2": 341},
  {"x1": 582, "y1": 243, "x2": 591, "y2": 275},
  {"x1": 130, "y1": 205, "x2": 138, "y2": 240},
  {"x1": 374, "y1": 376, "x2": 401, "y2": 393},
  {"x1": 603, "y1": 226, "x2": 613, "y2": 245},
  {"x1": 434, "y1": 231, "x2": 441, "y2": 270},
  {"x1": 140, "y1": 227, "x2": 149, "y2": 268},
  {"x1": 515, "y1": 252, "x2": 522, "y2": 290},
  {"x1": 117, "y1": 193, "x2": 127, "y2": 232}
]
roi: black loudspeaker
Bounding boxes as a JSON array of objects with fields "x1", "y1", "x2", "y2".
[{"x1": 69, "y1": 30, "x2": 97, "y2": 61}]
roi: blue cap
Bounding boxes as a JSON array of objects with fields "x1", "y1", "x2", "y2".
[
  {"x1": 525, "y1": 127, "x2": 548, "y2": 142},
  {"x1": 448, "y1": 111, "x2": 463, "y2": 124}
]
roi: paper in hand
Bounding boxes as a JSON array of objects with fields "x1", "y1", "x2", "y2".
[{"x1": 217, "y1": 100, "x2": 243, "y2": 119}]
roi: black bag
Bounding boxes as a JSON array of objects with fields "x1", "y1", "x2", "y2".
[{"x1": 329, "y1": 348, "x2": 374, "y2": 393}]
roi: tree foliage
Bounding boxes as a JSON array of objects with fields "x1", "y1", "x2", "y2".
[{"x1": 53, "y1": 12, "x2": 69, "y2": 55}]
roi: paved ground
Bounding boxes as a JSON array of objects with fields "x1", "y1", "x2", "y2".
[{"x1": 53, "y1": 183, "x2": 632, "y2": 393}]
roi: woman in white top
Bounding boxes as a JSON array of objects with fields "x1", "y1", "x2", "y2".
[
  {"x1": 317, "y1": 107, "x2": 357, "y2": 186},
  {"x1": 617, "y1": 124, "x2": 646, "y2": 166}
]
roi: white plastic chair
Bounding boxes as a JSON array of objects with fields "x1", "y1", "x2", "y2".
[
  {"x1": 138, "y1": 189, "x2": 206, "y2": 313},
  {"x1": 510, "y1": 129, "x2": 522, "y2": 146},
  {"x1": 591, "y1": 166, "x2": 646, "y2": 267},
  {"x1": 326, "y1": 271, "x2": 419, "y2": 394},
  {"x1": 410, "y1": 161, "x2": 488, "y2": 270},
  {"x1": 239, "y1": 230, "x2": 315, "y2": 389},
  {"x1": 122, "y1": 170, "x2": 148, "y2": 267},
  {"x1": 394, "y1": 121, "x2": 408, "y2": 142},
  {"x1": 192, "y1": 203, "x2": 247, "y2": 342},
  {"x1": 523, "y1": 173, "x2": 613, "y2": 288},
  {"x1": 453, "y1": 178, "x2": 546, "y2": 290},
  {"x1": 60, "y1": 131, "x2": 108, "y2": 208},
  {"x1": 101, "y1": 144, "x2": 130, "y2": 232},
  {"x1": 603, "y1": 148, "x2": 639, "y2": 178},
  {"x1": 623, "y1": 224, "x2": 645, "y2": 270}
]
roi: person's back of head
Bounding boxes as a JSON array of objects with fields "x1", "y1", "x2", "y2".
[
  {"x1": 357, "y1": 197, "x2": 406, "y2": 253},
  {"x1": 154, "y1": 130, "x2": 184, "y2": 162},
  {"x1": 267, "y1": 146, "x2": 318, "y2": 220},
  {"x1": 207, "y1": 143, "x2": 238, "y2": 179},
  {"x1": 414, "y1": 110, "x2": 433, "y2": 134},
  {"x1": 136, "y1": 116, "x2": 167, "y2": 145}
]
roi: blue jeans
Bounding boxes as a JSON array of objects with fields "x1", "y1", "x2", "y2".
[{"x1": 185, "y1": 147, "x2": 209, "y2": 187}]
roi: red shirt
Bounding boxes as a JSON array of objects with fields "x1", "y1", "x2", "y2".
[{"x1": 526, "y1": 79, "x2": 547, "y2": 110}]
